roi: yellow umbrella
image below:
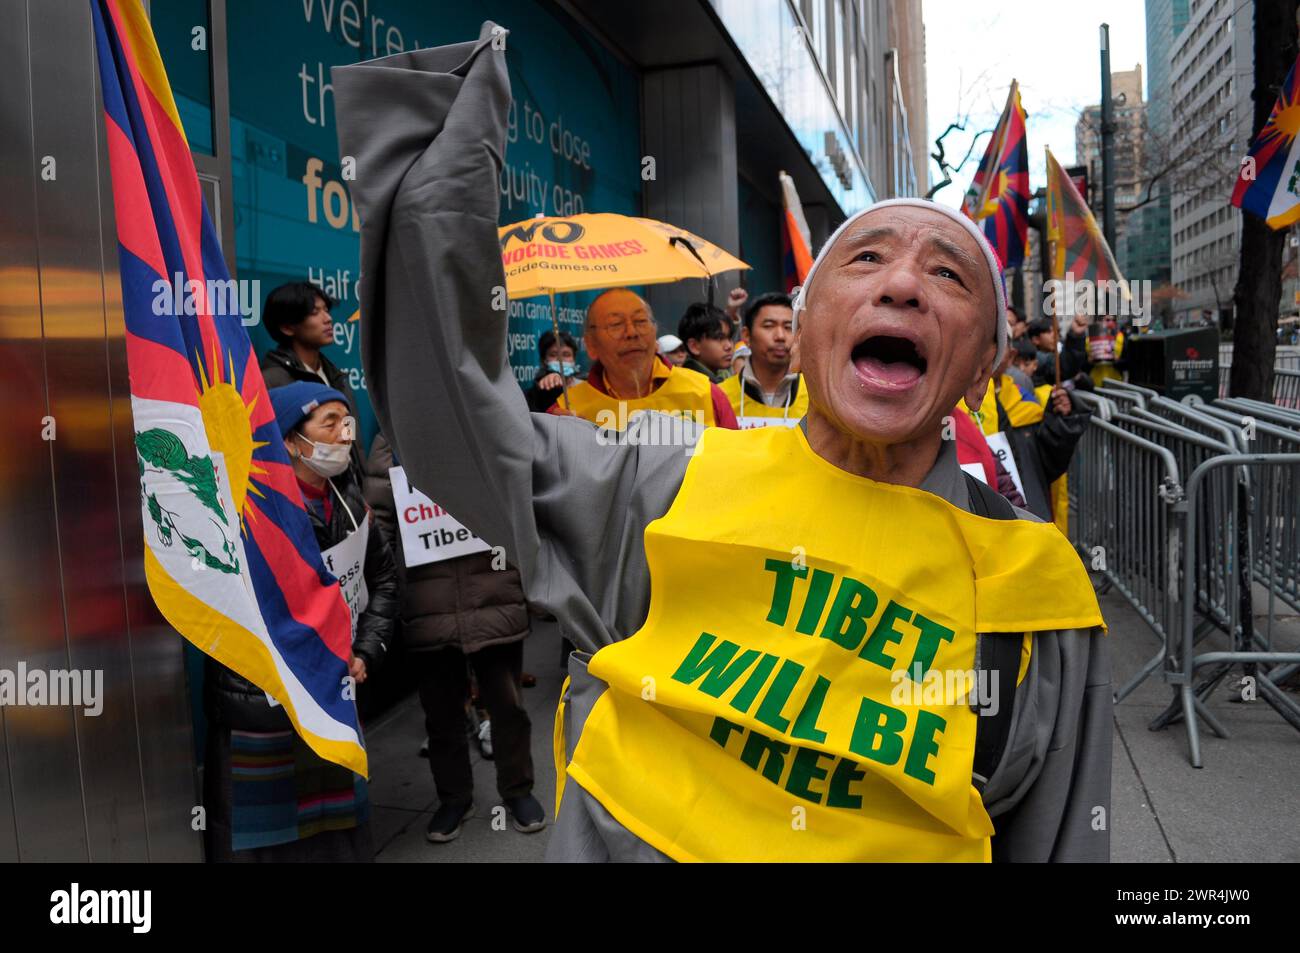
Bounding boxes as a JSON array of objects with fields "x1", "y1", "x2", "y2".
[
  {"x1": 498, "y1": 213, "x2": 748, "y2": 299},
  {"x1": 498, "y1": 212, "x2": 748, "y2": 410}
]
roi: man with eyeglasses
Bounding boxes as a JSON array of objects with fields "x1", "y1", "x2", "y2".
[{"x1": 547, "y1": 288, "x2": 738, "y2": 429}]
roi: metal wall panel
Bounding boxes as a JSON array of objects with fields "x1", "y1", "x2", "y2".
[
  {"x1": 28, "y1": 0, "x2": 149, "y2": 861},
  {"x1": 0, "y1": 0, "x2": 89, "y2": 862},
  {"x1": 0, "y1": 0, "x2": 201, "y2": 862}
]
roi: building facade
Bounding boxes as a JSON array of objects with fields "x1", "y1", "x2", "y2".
[
  {"x1": 1075, "y1": 65, "x2": 1148, "y2": 281},
  {"x1": 152, "y1": 0, "x2": 929, "y2": 449},
  {"x1": 1138, "y1": 0, "x2": 1189, "y2": 312},
  {"x1": 1167, "y1": 0, "x2": 1253, "y2": 326}
]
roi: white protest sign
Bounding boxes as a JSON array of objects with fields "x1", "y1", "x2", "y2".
[
  {"x1": 389, "y1": 466, "x2": 490, "y2": 567},
  {"x1": 984, "y1": 431, "x2": 1026, "y2": 502},
  {"x1": 320, "y1": 517, "x2": 369, "y2": 640},
  {"x1": 959, "y1": 462, "x2": 989, "y2": 485}
]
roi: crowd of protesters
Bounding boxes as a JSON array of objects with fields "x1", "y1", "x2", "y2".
[{"x1": 203, "y1": 276, "x2": 1107, "y2": 861}]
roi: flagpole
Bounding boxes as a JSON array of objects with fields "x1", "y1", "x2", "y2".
[{"x1": 1051, "y1": 239, "x2": 1062, "y2": 388}]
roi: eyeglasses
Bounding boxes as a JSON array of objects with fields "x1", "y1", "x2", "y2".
[{"x1": 595, "y1": 318, "x2": 654, "y2": 334}]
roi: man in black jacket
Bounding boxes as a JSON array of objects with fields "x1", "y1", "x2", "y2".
[{"x1": 259, "y1": 282, "x2": 358, "y2": 409}]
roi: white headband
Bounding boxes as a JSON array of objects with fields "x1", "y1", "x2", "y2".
[{"x1": 791, "y1": 197, "x2": 1008, "y2": 367}]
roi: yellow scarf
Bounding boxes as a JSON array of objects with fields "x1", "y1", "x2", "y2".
[
  {"x1": 564, "y1": 361, "x2": 717, "y2": 428},
  {"x1": 561, "y1": 425, "x2": 1103, "y2": 861}
]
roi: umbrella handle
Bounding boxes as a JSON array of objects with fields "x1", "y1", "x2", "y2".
[
  {"x1": 670, "y1": 236, "x2": 715, "y2": 307},
  {"x1": 547, "y1": 288, "x2": 572, "y2": 412}
]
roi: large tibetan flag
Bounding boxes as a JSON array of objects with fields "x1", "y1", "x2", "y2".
[
  {"x1": 1045, "y1": 146, "x2": 1127, "y2": 289},
  {"x1": 91, "y1": 0, "x2": 365, "y2": 775},
  {"x1": 780, "y1": 171, "x2": 814, "y2": 293},
  {"x1": 1232, "y1": 51, "x2": 1300, "y2": 229},
  {"x1": 962, "y1": 80, "x2": 1029, "y2": 268}
]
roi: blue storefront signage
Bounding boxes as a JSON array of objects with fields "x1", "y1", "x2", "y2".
[{"x1": 157, "y1": 0, "x2": 642, "y2": 447}]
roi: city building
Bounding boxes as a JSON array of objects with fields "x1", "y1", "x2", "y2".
[
  {"x1": 1138, "y1": 0, "x2": 1189, "y2": 314},
  {"x1": 1166, "y1": 0, "x2": 1253, "y2": 326},
  {"x1": 1075, "y1": 65, "x2": 1148, "y2": 282}
]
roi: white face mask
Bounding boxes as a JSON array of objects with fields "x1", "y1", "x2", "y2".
[{"x1": 295, "y1": 432, "x2": 351, "y2": 478}]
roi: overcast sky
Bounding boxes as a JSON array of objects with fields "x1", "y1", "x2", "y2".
[{"x1": 923, "y1": 0, "x2": 1148, "y2": 207}]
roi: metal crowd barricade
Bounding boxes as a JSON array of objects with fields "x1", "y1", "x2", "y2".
[
  {"x1": 1276, "y1": 368, "x2": 1300, "y2": 409},
  {"x1": 1069, "y1": 388, "x2": 1117, "y2": 421},
  {"x1": 1137, "y1": 395, "x2": 1246, "y2": 453},
  {"x1": 1151, "y1": 454, "x2": 1300, "y2": 767},
  {"x1": 1215, "y1": 396, "x2": 1300, "y2": 430},
  {"x1": 1096, "y1": 386, "x2": 1146, "y2": 414},
  {"x1": 1109, "y1": 412, "x2": 1246, "y2": 696},
  {"x1": 1101, "y1": 379, "x2": 1159, "y2": 402},
  {"x1": 1068, "y1": 417, "x2": 1182, "y2": 702},
  {"x1": 1193, "y1": 406, "x2": 1300, "y2": 635},
  {"x1": 1220, "y1": 362, "x2": 1231, "y2": 398}
]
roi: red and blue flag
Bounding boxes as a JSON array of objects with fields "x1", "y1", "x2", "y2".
[
  {"x1": 91, "y1": 0, "x2": 365, "y2": 774},
  {"x1": 1232, "y1": 51, "x2": 1300, "y2": 229},
  {"x1": 962, "y1": 81, "x2": 1030, "y2": 269}
]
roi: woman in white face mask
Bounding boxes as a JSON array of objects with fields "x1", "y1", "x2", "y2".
[{"x1": 202, "y1": 381, "x2": 399, "y2": 863}]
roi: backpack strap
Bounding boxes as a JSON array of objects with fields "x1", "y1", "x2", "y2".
[{"x1": 961, "y1": 472, "x2": 1022, "y2": 791}]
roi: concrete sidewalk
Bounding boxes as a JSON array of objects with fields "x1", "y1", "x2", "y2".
[
  {"x1": 1104, "y1": 584, "x2": 1300, "y2": 862},
  {"x1": 367, "y1": 594, "x2": 1300, "y2": 862}
]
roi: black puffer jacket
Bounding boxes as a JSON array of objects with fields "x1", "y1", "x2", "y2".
[
  {"x1": 260, "y1": 345, "x2": 357, "y2": 409},
  {"x1": 363, "y1": 434, "x2": 529, "y2": 654},
  {"x1": 206, "y1": 471, "x2": 400, "y2": 731}
]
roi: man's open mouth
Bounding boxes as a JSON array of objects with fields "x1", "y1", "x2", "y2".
[{"x1": 851, "y1": 335, "x2": 928, "y2": 389}]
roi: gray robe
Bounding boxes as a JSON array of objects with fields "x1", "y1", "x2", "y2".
[{"x1": 331, "y1": 22, "x2": 1112, "y2": 863}]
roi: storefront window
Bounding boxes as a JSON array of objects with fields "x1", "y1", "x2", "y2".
[
  {"x1": 149, "y1": 0, "x2": 214, "y2": 155},
  {"x1": 712, "y1": 0, "x2": 875, "y2": 211}
]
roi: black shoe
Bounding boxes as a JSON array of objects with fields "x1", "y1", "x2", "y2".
[
  {"x1": 426, "y1": 800, "x2": 473, "y2": 843},
  {"x1": 503, "y1": 794, "x2": 546, "y2": 833}
]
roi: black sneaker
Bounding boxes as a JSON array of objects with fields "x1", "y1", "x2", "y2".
[
  {"x1": 426, "y1": 800, "x2": 473, "y2": 843},
  {"x1": 503, "y1": 794, "x2": 546, "y2": 833}
]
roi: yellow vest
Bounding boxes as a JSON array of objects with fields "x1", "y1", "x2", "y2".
[
  {"x1": 561, "y1": 425, "x2": 1103, "y2": 861},
  {"x1": 720, "y1": 373, "x2": 810, "y2": 428},
  {"x1": 563, "y1": 363, "x2": 717, "y2": 428}
]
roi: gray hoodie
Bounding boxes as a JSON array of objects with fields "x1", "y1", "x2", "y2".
[{"x1": 331, "y1": 22, "x2": 1112, "y2": 862}]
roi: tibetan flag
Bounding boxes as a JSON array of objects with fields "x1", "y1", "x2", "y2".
[
  {"x1": 962, "y1": 80, "x2": 1030, "y2": 268},
  {"x1": 1232, "y1": 50, "x2": 1300, "y2": 229},
  {"x1": 1045, "y1": 146, "x2": 1127, "y2": 289},
  {"x1": 91, "y1": 0, "x2": 365, "y2": 775},
  {"x1": 780, "y1": 171, "x2": 813, "y2": 293}
]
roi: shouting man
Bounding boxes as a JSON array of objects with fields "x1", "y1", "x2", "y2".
[{"x1": 333, "y1": 24, "x2": 1109, "y2": 862}]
